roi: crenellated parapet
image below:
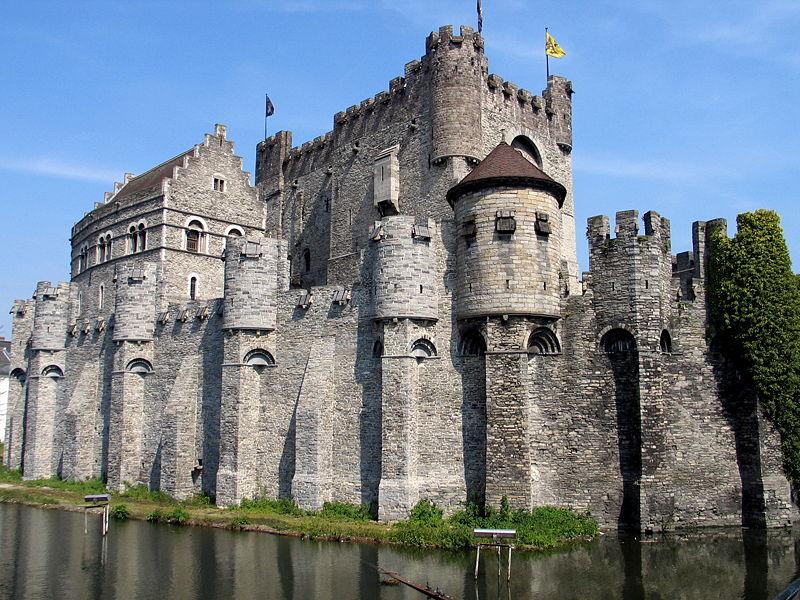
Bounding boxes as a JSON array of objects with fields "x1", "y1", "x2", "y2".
[
  {"x1": 427, "y1": 25, "x2": 487, "y2": 163},
  {"x1": 587, "y1": 210, "x2": 676, "y2": 349}
]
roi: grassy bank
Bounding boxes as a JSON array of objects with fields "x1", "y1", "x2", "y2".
[{"x1": 0, "y1": 465, "x2": 597, "y2": 551}]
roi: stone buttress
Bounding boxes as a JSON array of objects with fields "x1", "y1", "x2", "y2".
[
  {"x1": 216, "y1": 235, "x2": 283, "y2": 506},
  {"x1": 106, "y1": 263, "x2": 158, "y2": 490},
  {"x1": 22, "y1": 282, "x2": 70, "y2": 480}
]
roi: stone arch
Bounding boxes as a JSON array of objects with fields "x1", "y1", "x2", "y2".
[
  {"x1": 460, "y1": 328, "x2": 487, "y2": 356},
  {"x1": 184, "y1": 216, "x2": 209, "y2": 253},
  {"x1": 600, "y1": 327, "x2": 637, "y2": 353},
  {"x1": 41, "y1": 365, "x2": 64, "y2": 379},
  {"x1": 10, "y1": 368, "x2": 26, "y2": 384},
  {"x1": 527, "y1": 327, "x2": 561, "y2": 355},
  {"x1": 244, "y1": 348, "x2": 275, "y2": 367},
  {"x1": 510, "y1": 134, "x2": 543, "y2": 168},
  {"x1": 660, "y1": 329, "x2": 673, "y2": 353},
  {"x1": 409, "y1": 338, "x2": 436, "y2": 359},
  {"x1": 126, "y1": 358, "x2": 153, "y2": 374}
]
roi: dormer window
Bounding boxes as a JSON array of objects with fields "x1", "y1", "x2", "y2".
[{"x1": 213, "y1": 177, "x2": 225, "y2": 192}]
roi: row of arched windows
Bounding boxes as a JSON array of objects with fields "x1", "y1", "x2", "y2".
[
  {"x1": 128, "y1": 223, "x2": 147, "y2": 254},
  {"x1": 599, "y1": 328, "x2": 673, "y2": 354},
  {"x1": 76, "y1": 220, "x2": 246, "y2": 274}
]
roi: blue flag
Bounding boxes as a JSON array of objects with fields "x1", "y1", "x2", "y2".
[{"x1": 265, "y1": 94, "x2": 275, "y2": 117}]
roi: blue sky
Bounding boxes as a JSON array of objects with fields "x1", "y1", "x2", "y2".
[{"x1": 1, "y1": 0, "x2": 798, "y2": 335}]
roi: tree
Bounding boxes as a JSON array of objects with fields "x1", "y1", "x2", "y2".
[{"x1": 707, "y1": 210, "x2": 800, "y2": 482}]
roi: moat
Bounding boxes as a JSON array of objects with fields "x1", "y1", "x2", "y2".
[{"x1": 0, "y1": 504, "x2": 797, "y2": 600}]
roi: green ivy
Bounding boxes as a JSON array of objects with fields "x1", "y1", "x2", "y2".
[{"x1": 707, "y1": 210, "x2": 800, "y2": 482}]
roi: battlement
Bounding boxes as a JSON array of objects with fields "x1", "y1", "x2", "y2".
[
  {"x1": 425, "y1": 25, "x2": 484, "y2": 55},
  {"x1": 588, "y1": 210, "x2": 671, "y2": 251}
]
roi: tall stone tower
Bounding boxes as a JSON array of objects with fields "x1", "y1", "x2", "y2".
[
  {"x1": 107, "y1": 262, "x2": 158, "y2": 490},
  {"x1": 371, "y1": 215, "x2": 440, "y2": 520},
  {"x1": 23, "y1": 281, "x2": 71, "y2": 480},
  {"x1": 216, "y1": 235, "x2": 285, "y2": 506},
  {"x1": 447, "y1": 141, "x2": 567, "y2": 509}
]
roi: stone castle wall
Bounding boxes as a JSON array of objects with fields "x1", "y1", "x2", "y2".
[{"x1": 3, "y1": 25, "x2": 796, "y2": 532}]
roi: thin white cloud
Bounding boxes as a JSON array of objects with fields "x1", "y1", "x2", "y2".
[
  {"x1": 0, "y1": 157, "x2": 119, "y2": 183},
  {"x1": 575, "y1": 155, "x2": 735, "y2": 182}
]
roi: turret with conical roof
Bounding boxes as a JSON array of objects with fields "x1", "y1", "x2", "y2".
[{"x1": 449, "y1": 141, "x2": 567, "y2": 319}]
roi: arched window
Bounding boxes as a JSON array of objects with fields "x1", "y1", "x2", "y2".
[
  {"x1": 511, "y1": 135, "x2": 543, "y2": 168},
  {"x1": 10, "y1": 368, "x2": 26, "y2": 385},
  {"x1": 527, "y1": 327, "x2": 561, "y2": 355},
  {"x1": 226, "y1": 227, "x2": 243, "y2": 238},
  {"x1": 460, "y1": 330, "x2": 487, "y2": 356},
  {"x1": 600, "y1": 328, "x2": 637, "y2": 353},
  {"x1": 98, "y1": 284, "x2": 105, "y2": 310},
  {"x1": 660, "y1": 330, "x2": 673, "y2": 353},
  {"x1": 126, "y1": 359, "x2": 153, "y2": 374},
  {"x1": 410, "y1": 338, "x2": 436, "y2": 359},
  {"x1": 303, "y1": 249, "x2": 311, "y2": 272},
  {"x1": 78, "y1": 245, "x2": 89, "y2": 272},
  {"x1": 244, "y1": 349, "x2": 275, "y2": 367},
  {"x1": 41, "y1": 365, "x2": 64, "y2": 379},
  {"x1": 189, "y1": 276, "x2": 197, "y2": 300},
  {"x1": 105, "y1": 234, "x2": 112, "y2": 260},
  {"x1": 137, "y1": 223, "x2": 146, "y2": 251},
  {"x1": 129, "y1": 225, "x2": 138, "y2": 254},
  {"x1": 97, "y1": 237, "x2": 106, "y2": 263},
  {"x1": 372, "y1": 339, "x2": 383, "y2": 358},
  {"x1": 186, "y1": 220, "x2": 205, "y2": 253}
]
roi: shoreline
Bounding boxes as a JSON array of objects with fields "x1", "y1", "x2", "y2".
[{"x1": 0, "y1": 479, "x2": 597, "y2": 553}]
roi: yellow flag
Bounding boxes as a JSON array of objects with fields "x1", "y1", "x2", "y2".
[{"x1": 545, "y1": 32, "x2": 566, "y2": 58}]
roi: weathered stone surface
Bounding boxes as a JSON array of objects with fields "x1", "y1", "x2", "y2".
[{"x1": 3, "y1": 26, "x2": 795, "y2": 531}]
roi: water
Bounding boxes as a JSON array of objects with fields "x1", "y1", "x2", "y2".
[{"x1": 1, "y1": 503, "x2": 799, "y2": 600}]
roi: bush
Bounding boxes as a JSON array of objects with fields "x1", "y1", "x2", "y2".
[
  {"x1": 390, "y1": 499, "x2": 597, "y2": 550},
  {"x1": 184, "y1": 494, "x2": 213, "y2": 508},
  {"x1": 146, "y1": 509, "x2": 163, "y2": 523},
  {"x1": 110, "y1": 504, "x2": 131, "y2": 520},
  {"x1": 408, "y1": 499, "x2": 443, "y2": 524},
  {"x1": 0, "y1": 464, "x2": 22, "y2": 483},
  {"x1": 166, "y1": 506, "x2": 189, "y2": 525},
  {"x1": 231, "y1": 515, "x2": 250, "y2": 529},
  {"x1": 319, "y1": 501, "x2": 371, "y2": 521}
]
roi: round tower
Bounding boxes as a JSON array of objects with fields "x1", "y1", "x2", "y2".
[
  {"x1": 427, "y1": 25, "x2": 487, "y2": 163},
  {"x1": 113, "y1": 263, "x2": 158, "y2": 342},
  {"x1": 447, "y1": 142, "x2": 567, "y2": 319},
  {"x1": 372, "y1": 215, "x2": 438, "y2": 321},
  {"x1": 31, "y1": 281, "x2": 71, "y2": 350},
  {"x1": 223, "y1": 235, "x2": 278, "y2": 331}
]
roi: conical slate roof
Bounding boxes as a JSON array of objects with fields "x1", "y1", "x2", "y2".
[{"x1": 446, "y1": 141, "x2": 567, "y2": 206}]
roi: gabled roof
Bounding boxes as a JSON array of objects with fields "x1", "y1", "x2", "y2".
[
  {"x1": 111, "y1": 148, "x2": 195, "y2": 204},
  {"x1": 446, "y1": 141, "x2": 567, "y2": 206}
]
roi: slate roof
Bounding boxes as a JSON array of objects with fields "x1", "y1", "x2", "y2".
[
  {"x1": 111, "y1": 148, "x2": 194, "y2": 203},
  {"x1": 446, "y1": 141, "x2": 567, "y2": 206}
]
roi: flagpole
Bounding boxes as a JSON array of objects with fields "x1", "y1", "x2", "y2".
[
  {"x1": 545, "y1": 27, "x2": 550, "y2": 80},
  {"x1": 264, "y1": 94, "x2": 268, "y2": 140}
]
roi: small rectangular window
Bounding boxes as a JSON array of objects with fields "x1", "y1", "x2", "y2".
[
  {"x1": 496, "y1": 216, "x2": 516, "y2": 234},
  {"x1": 412, "y1": 224, "x2": 431, "y2": 240},
  {"x1": 213, "y1": 177, "x2": 225, "y2": 192},
  {"x1": 462, "y1": 220, "x2": 477, "y2": 237}
]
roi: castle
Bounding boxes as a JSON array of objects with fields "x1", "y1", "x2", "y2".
[{"x1": 3, "y1": 25, "x2": 795, "y2": 531}]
